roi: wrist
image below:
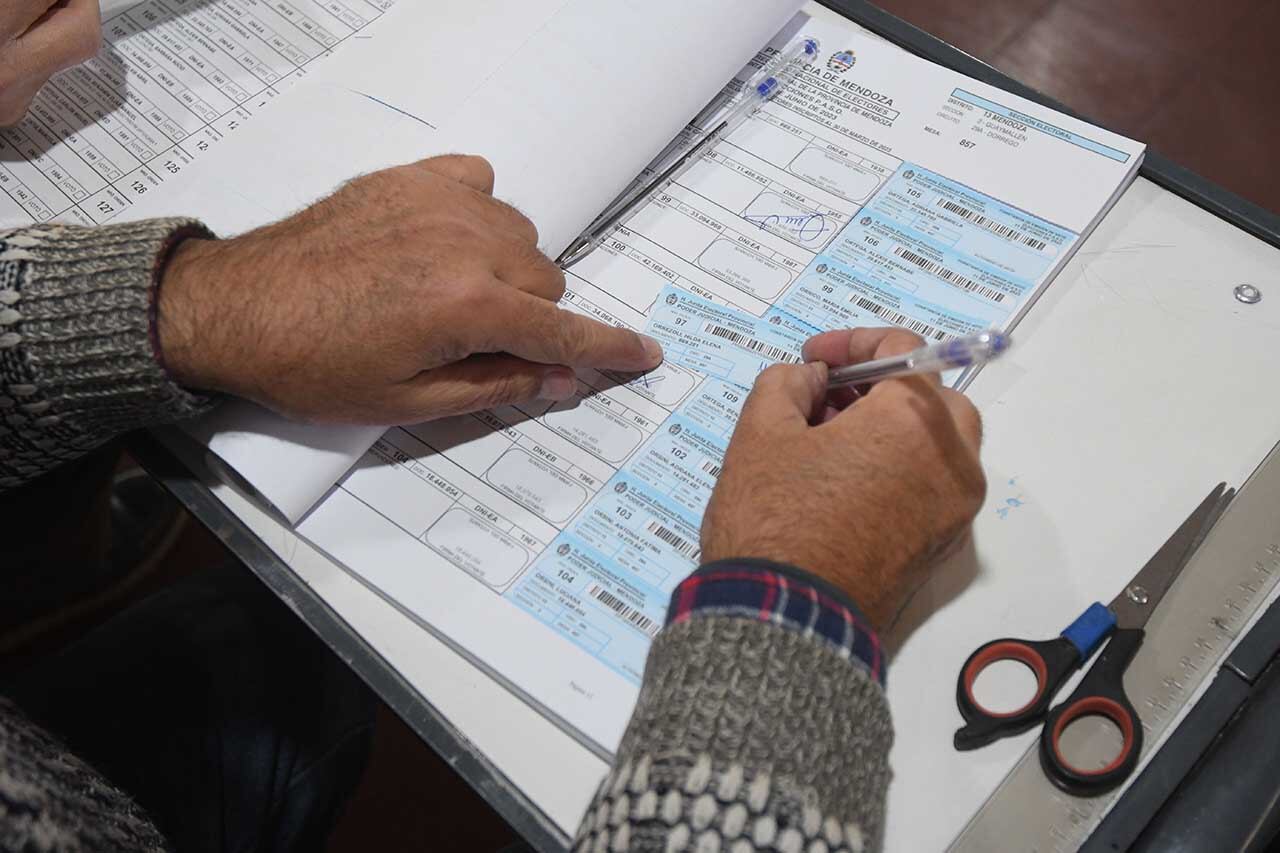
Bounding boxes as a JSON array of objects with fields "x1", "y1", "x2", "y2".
[
  {"x1": 701, "y1": 534, "x2": 904, "y2": 632},
  {"x1": 155, "y1": 235, "x2": 228, "y2": 393},
  {"x1": 669, "y1": 559, "x2": 885, "y2": 685}
]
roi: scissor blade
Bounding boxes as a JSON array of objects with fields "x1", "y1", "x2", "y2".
[{"x1": 1108, "y1": 483, "x2": 1233, "y2": 629}]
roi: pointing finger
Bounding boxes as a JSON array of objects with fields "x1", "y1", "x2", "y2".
[
  {"x1": 481, "y1": 289, "x2": 663, "y2": 372},
  {"x1": 389, "y1": 354, "x2": 577, "y2": 422}
]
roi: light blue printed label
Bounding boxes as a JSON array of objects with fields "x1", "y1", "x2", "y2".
[
  {"x1": 762, "y1": 306, "x2": 821, "y2": 339},
  {"x1": 645, "y1": 285, "x2": 807, "y2": 389},
  {"x1": 671, "y1": 379, "x2": 745, "y2": 442},
  {"x1": 777, "y1": 163, "x2": 1077, "y2": 342},
  {"x1": 505, "y1": 380, "x2": 745, "y2": 684},
  {"x1": 625, "y1": 414, "x2": 726, "y2": 523},
  {"x1": 951, "y1": 90, "x2": 1132, "y2": 163}
]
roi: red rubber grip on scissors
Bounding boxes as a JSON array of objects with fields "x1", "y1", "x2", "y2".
[
  {"x1": 954, "y1": 636, "x2": 1081, "y2": 751},
  {"x1": 1038, "y1": 628, "x2": 1145, "y2": 796}
]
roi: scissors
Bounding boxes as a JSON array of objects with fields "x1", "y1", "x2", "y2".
[{"x1": 953, "y1": 483, "x2": 1234, "y2": 797}]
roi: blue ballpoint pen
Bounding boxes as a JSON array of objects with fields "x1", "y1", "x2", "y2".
[
  {"x1": 556, "y1": 37, "x2": 821, "y2": 269},
  {"x1": 826, "y1": 329, "x2": 1011, "y2": 389}
]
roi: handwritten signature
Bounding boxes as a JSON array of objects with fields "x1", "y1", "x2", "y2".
[{"x1": 743, "y1": 212, "x2": 830, "y2": 243}]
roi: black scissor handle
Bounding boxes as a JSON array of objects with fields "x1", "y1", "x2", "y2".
[
  {"x1": 1039, "y1": 628, "x2": 1145, "y2": 797},
  {"x1": 954, "y1": 636, "x2": 1082, "y2": 751}
]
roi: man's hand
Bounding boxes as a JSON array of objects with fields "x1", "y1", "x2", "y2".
[
  {"x1": 0, "y1": 0, "x2": 100, "y2": 126},
  {"x1": 157, "y1": 154, "x2": 663, "y2": 424},
  {"x1": 701, "y1": 327, "x2": 986, "y2": 631}
]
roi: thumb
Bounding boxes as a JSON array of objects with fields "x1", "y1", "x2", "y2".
[
  {"x1": 413, "y1": 154, "x2": 495, "y2": 194},
  {"x1": 738, "y1": 362, "x2": 829, "y2": 437}
]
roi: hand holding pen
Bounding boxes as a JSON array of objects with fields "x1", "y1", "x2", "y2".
[
  {"x1": 800, "y1": 326, "x2": 1009, "y2": 425},
  {"x1": 825, "y1": 329, "x2": 1010, "y2": 390},
  {"x1": 704, "y1": 325, "x2": 988, "y2": 630}
]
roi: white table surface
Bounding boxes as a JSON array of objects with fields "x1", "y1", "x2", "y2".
[{"x1": 151, "y1": 3, "x2": 1280, "y2": 846}]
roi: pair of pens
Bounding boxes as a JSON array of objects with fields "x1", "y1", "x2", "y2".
[{"x1": 557, "y1": 36, "x2": 822, "y2": 270}]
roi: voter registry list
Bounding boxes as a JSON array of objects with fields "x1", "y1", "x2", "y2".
[{"x1": 0, "y1": 0, "x2": 396, "y2": 230}]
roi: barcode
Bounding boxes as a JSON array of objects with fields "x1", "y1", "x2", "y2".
[
  {"x1": 701, "y1": 459, "x2": 722, "y2": 478},
  {"x1": 646, "y1": 519, "x2": 701, "y2": 560},
  {"x1": 892, "y1": 245, "x2": 1006, "y2": 304},
  {"x1": 935, "y1": 197, "x2": 1048, "y2": 252},
  {"x1": 850, "y1": 295, "x2": 948, "y2": 340},
  {"x1": 588, "y1": 583, "x2": 659, "y2": 637},
  {"x1": 702, "y1": 323, "x2": 801, "y2": 364}
]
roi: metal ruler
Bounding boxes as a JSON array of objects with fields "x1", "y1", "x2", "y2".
[{"x1": 949, "y1": 440, "x2": 1280, "y2": 852}]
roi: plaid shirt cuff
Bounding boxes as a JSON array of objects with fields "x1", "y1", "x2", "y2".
[{"x1": 666, "y1": 559, "x2": 885, "y2": 686}]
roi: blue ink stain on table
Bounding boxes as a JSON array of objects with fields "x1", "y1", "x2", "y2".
[{"x1": 995, "y1": 477, "x2": 1026, "y2": 520}]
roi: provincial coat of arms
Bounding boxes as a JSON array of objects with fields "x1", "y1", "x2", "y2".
[{"x1": 827, "y1": 50, "x2": 856, "y2": 73}]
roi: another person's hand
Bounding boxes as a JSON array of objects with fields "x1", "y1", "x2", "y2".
[
  {"x1": 157, "y1": 154, "x2": 663, "y2": 423},
  {"x1": 0, "y1": 0, "x2": 100, "y2": 126},
  {"x1": 701, "y1": 327, "x2": 986, "y2": 631}
]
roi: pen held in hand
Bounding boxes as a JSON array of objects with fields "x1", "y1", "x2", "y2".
[{"x1": 826, "y1": 329, "x2": 1010, "y2": 389}]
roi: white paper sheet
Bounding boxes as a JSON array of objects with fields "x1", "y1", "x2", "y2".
[{"x1": 184, "y1": 402, "x2": 382, "y2": 523}]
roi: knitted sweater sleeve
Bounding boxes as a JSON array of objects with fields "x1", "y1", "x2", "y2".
[
  {"x1": 573, "y1": 560, "x2": 893, "y2": 853},
  {"x1": 0, "y1": 219, "x2": 217, "y2": 492}
]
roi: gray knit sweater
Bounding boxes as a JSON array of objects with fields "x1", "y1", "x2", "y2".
[{"x1": 0, "y1": 221, "x2": 893, "y2": 852}]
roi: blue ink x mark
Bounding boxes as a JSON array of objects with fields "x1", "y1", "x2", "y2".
[{"x1": 743, "y1": 212, "x2": 829, "y2": 243}]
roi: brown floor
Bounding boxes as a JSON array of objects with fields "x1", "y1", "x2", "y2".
[{"x1": 4, "y1": 4, "x2": 1277, "y2": 853}]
